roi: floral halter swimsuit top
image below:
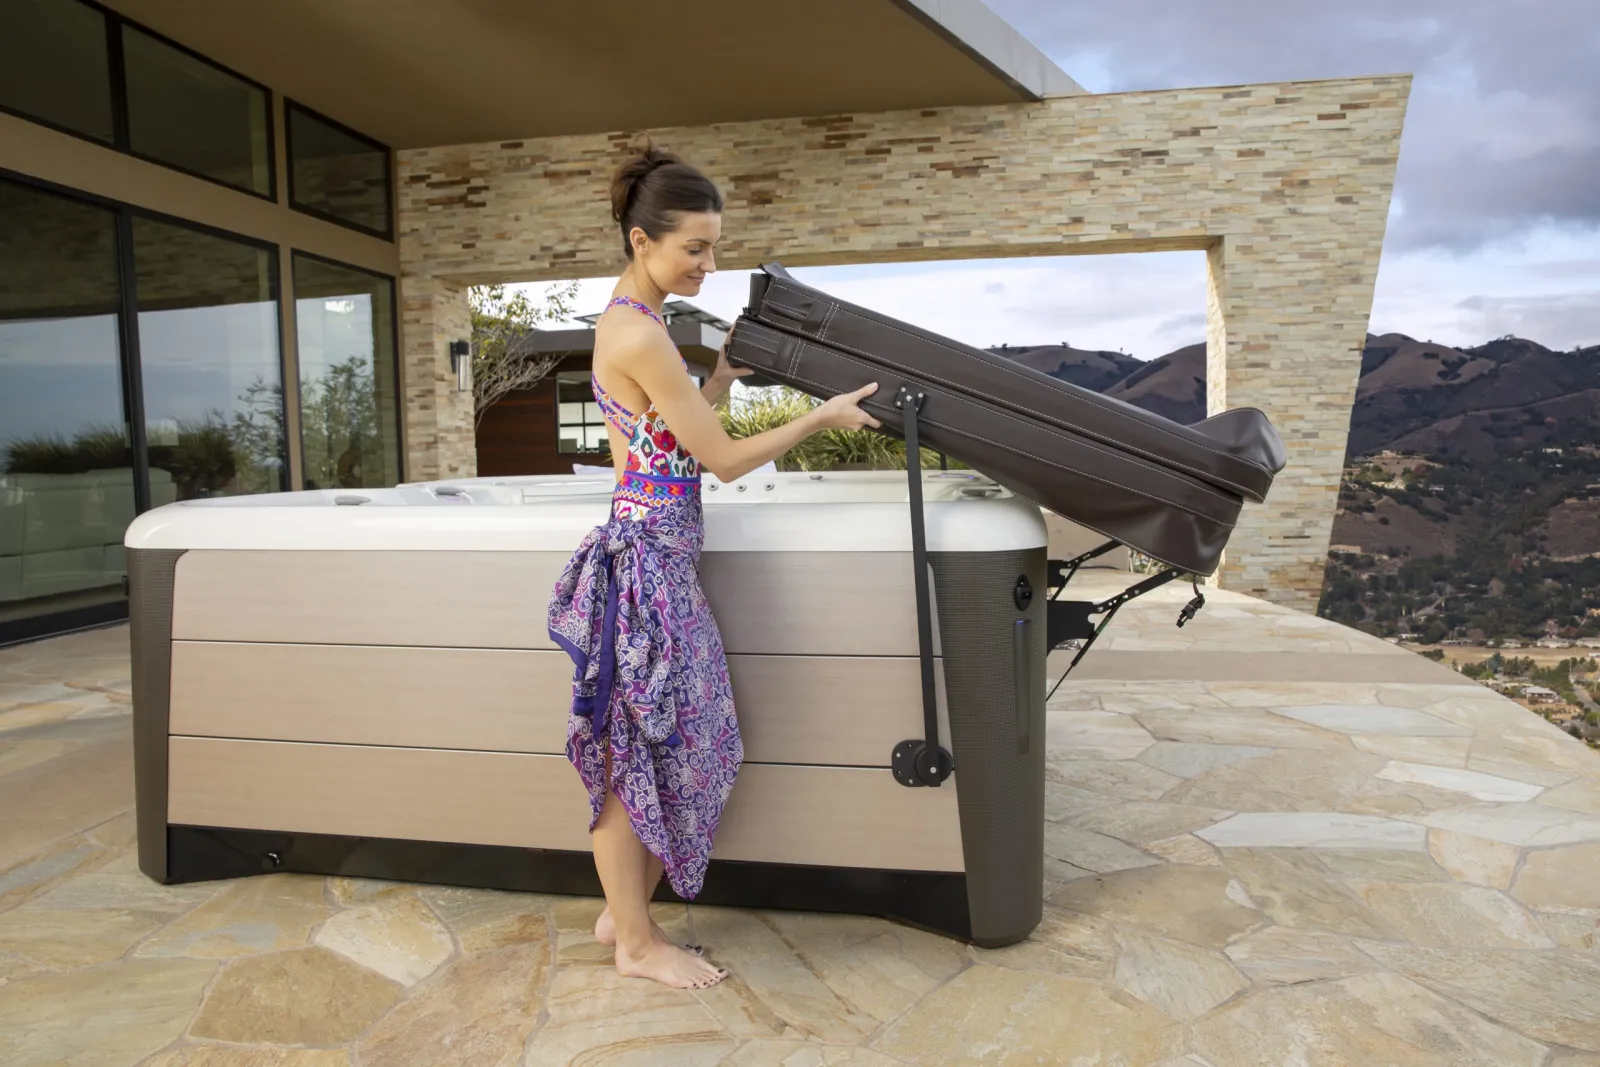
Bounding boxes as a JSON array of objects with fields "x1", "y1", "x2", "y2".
[{"x1": 590, "y1": 296, "x2": 702, "y2": 521}]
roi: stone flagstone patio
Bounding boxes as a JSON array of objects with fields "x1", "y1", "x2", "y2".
[{"x1": 2, "y1": 573, "x2": 1599, "y2": 1066}]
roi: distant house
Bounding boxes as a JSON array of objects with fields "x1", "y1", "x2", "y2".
[
  {"x1": 476, "y1": 301, "x2": 729, "y2": 476},
  {"x1": 1536, "y1": 638, "x2": 1573, "y2": 649},
  {"x1": 1522, "y1": 686, "x2": 1560, "y2": 704}
]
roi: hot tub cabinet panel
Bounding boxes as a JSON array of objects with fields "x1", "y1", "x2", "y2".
[
  {"x1": 167, "y1": 738, "x2": 967, "y2": 872},
  {"x1": 127, "y1": 471, "x2": 1047, "y2": 946},
  {"x1": 167, "y1": 642, "x2": 953, "y2": 765},
  {"x1": 168, "y1": 548, "x2": 943, "y2": 657}
]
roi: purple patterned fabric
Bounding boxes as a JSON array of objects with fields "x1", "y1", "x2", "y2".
[{"x1": 545, "y1": 299, "x2": 742, "y2": 900}]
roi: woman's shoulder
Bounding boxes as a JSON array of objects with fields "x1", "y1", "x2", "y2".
[{"x1": 595, "y1": 310, "x2": 678, "y2": 365}]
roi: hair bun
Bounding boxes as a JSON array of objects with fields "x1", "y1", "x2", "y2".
[
  {"x1": 606, "y1": 137, "x2": 723, "y2": 259},
  {"x1": 610, "y1": 137, "x2": 682, "y2": 224}
]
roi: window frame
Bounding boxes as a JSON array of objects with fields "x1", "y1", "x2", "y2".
[
  {"x1": 126, "y1": 210, "x2": 290, "y2": 496},
  {"x1": 289, "y1": 249, "x2": 405, "y2": 486},
  {"x1": 2, "y1": 164, "x2": 292, "y2": 497},
  {"x1": 118, "y1": 17, "x2": 278, "y2": 201},
  {"x1": 0, "y1": 0, "x2": 117, "y2": 144},
  {"x1": 0, "y1": 0, "x2": 278, "y2": 203},
  {"x1": 0, "y1": 165, "x2": 292, "y2": 642},
  {"x1": 285, "y1": 98, "x2": 395, "y2": 240},
  {"x1": 555, "y1": 370, "x2": 611, "y2": 456}
]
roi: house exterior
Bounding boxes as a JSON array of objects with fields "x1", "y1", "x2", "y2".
[
  {"x1": 0, "y1": 0, "x2": 1408, "y2": 643},
  {"x1": 477, "y1": 302, "x2": 730, "y2": 477}
]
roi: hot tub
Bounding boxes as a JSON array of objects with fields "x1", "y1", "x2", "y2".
[{"x1": 124, "y1": 469, "x2": 1047, "y2": 946}]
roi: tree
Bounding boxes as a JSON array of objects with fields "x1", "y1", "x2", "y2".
[
  {"x1": 469, "y1": 281, "x2": 582, "y2": 428},
  {"x1": 226, "y1": 378, "x2": 289, "y2": 495},
  {"x1": 299, "y1": 355, "x2": 383, "y2": 489}
]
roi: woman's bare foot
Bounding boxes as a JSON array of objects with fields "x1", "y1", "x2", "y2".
[
  {"x1": 615, "y1": 938, "x2": 727, "y2": 989},
  {"x1": 595, "y1": 906, "x2": 702, "y2": 955}
]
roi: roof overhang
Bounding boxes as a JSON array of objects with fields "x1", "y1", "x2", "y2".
[
  {"x1": 523, "y1": 322, "x2": 724, "y2": 377},
  {"x1": 101, "y1": 0, "x2": 1081, "y2": 149}
]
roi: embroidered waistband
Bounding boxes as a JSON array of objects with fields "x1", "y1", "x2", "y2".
[{"x1": 616, "y1": 470, "x2": 701, "y2": 502}]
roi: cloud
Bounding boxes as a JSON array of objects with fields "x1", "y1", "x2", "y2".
[
  {"x1": 538, "y1": 253, "x2": 1208, "y2": 360},
  {"x1": 1451, "y1": 293, "x2": 1600, "y2": 350},
  {"x1": 519, "y1": 6, "x2": 1600, "y2": 356},
  {"x1": 1368, "y1": 222, "x2": 1600, "y2": 348},
  {"x1": 525, "y1": 220, "x2": 1598, "y2": 359},
  {"x1": 992, "y1": 0, "x2": 1600, "y2": 253}
]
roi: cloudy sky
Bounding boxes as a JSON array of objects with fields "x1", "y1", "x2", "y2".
[{"x1": 542, "y1": 0, "x2": 1598, "y2": 360}]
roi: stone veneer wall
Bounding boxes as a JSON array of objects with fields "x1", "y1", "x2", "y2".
[{"x1": 395, "y1": 75, "x2": 1409, "y2": 611}]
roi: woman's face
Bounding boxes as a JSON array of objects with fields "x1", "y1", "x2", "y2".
[{"x1": 633, "y1": 211, "x2": 721, "y2": 297}]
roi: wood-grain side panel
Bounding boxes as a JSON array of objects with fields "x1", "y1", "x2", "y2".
[
  {"x1": 167, "y1": 738, "x2": 965, "y2": 871},
  {"x1": 168, "y1": 642, "x2": 949, "y2": 766},
  {"x1": 172, "y1": 550, "x2": 934, "y2": 657}
]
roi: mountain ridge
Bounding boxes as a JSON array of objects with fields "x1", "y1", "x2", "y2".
[
  {"x1": 987, "y1": 334, "x2": 1600, "y2": 642},
  {"x1": 992, "y1": 333, "x2": 1600, "y2": 460}
]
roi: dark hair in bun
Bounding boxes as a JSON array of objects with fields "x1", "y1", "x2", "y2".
[{"x1": 609, "y1": 138, "x2": 723, "y2": 259}]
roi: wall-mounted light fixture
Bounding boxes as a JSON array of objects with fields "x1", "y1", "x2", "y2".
[{"x1": 448, "y1": 340, "x2": 471, "y2": 392}]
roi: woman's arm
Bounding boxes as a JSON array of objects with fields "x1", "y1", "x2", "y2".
[
  {"x1": 626, "y1": 328, "x2": 879, "y2": 483},
  {"x1": 699, "y1": 336, "x2": 749, "y2": 406}
]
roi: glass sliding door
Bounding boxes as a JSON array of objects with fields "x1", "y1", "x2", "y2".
[
  {"x1": 292, "y1": 254, "x2": 402, "y2": 489},
  {"x1": 0, "y1": 178, "x2": 133, "y2": 634},
  {"x1": 133, "y1": 218, "x2": 286, "y2": 500}
]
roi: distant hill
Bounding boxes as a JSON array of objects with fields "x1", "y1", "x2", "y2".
[
  {"x1": 1349, "y1": 335, "x2": 1600, "y2": 459},
  {"x1": 1104, "y1": 343, "x2": 1206, "y2": 425},
  {"x1": 994, "y1": 333, "x2": 1600, "y2": 462},
  {"x1": 986, "y1": 344, "x2": 1141, "y2": 392},
  {"x1": 988, "y1": 332, "x2": 1600, "y2": 643}
]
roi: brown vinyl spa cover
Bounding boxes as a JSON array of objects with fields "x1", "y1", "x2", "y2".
[{"x1": 723, "y1": 263, "x2": 1286, "y2": 575}]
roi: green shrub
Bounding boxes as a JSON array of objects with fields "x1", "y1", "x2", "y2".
[
  {"x1": 4, "y1": 424, "x2": 131, "y2": 474},
  {"x1": 720, "y1": 385, "x2": 960, "y2": 473}
]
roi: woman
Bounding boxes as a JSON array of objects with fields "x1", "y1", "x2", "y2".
[{"x1": 547, "y1": 143, "x2": 880, "y2": 990}]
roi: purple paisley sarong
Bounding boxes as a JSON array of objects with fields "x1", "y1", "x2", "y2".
[{"x1": 546, "y1": 489, "x2": 743, "y2": 899}]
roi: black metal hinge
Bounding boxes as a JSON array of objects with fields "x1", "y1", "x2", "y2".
[{"x1": 1043, "y1": 563, "x2": 1208, "y2": 701}]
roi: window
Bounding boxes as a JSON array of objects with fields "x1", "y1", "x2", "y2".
[
  {"x1": 293, "y1": 254, "x2": 402, "y2": 489},
  {"x1": 288, "y1": 103, "x2": 393, "y2": 237},
  {"x1": 0, "y1": 0, "x2": 115, "y2": 142},
  {"x1": 0, "y1": 178, "x2": 132, "y2": 632},
  {"x1": 133, "y1": 217, "x2": 286, "y2": 499},
  {"x1": 122, "y1": 23, "x2": 273, "y2": 196},
  {"x1": 556, "y1": 372, "x2": 609, "y2": 454}
]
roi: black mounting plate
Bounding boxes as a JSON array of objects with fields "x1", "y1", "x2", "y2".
[{"x1": 892, "y1": 739, "x2": 955, "y2": 788}]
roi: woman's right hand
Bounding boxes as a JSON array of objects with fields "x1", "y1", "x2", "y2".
[{"x1": 813, "y1": 383, "x2": 883, "y2": 431}]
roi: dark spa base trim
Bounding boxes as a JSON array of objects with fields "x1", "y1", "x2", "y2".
[{"x1": 165, "y1": 825, "x2": 985, "y2": 945}]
